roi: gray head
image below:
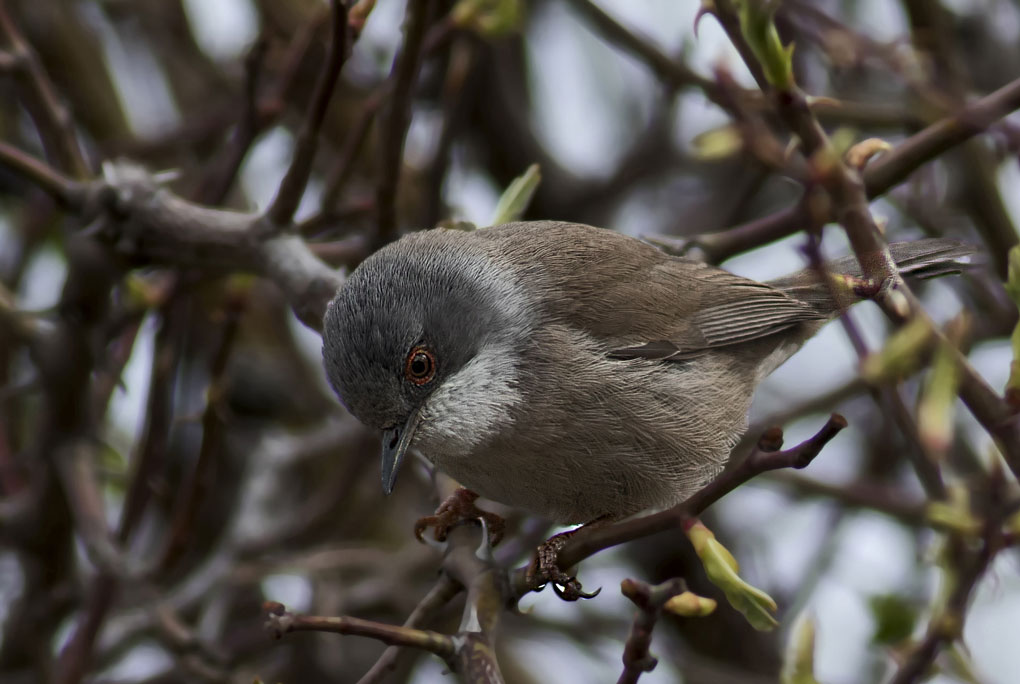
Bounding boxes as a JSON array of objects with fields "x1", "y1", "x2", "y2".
[{"x1": 322, "y1": 230, "x2": 531, "y2": 493}]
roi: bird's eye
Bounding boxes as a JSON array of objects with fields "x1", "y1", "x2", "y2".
[{"x1": 404, "y1": 346, "x2": 437, "y2": 385}]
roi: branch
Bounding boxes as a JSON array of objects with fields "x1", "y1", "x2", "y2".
[
  {"x1": 264, "y1": 0, "x2": 350, "y2": 230},
  {"x1": 442, "y1": 524, "x2": 507, "y2": 683},
  {"x1": 0, "y1": 151, "x2": 343, "y2": 329},
  {"x1": 0, "y1": 3, "x2": 88, "y2": 177},
  {"x1": 888, "y1": 518, "x2": 1008, "y2": 684},
  {"x1": 709, "y1": 2, "x2": 1020, "y2": 483},
  {"x1": 617, "y1": 578, "x2": 686, "y2": 684},
  {"x1": 263, "y1": 601, "x2": 456, "y2": 658},
  {"x1": 678, "y1": 76, "x2": 1020, "y2": 264},
  {"x1": 356, "y1": 574, "x2": 462, "y2": 684},
  {"x1": 375, "y1": 0, "x2": 436, "y2": 247},
  {"x1": 510, "y1": 414, "x2": 847, "y2": 597}
]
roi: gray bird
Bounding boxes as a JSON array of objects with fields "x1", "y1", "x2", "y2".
[{"x1": 321, "y1": 221, "x2": 970, "y2": 525}]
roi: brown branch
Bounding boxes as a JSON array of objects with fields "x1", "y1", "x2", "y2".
[
  {"x1": 375, "y1": 0, "x2": 436, "y2": 247},
  {"x1": 442, "y1": 524, "x2": 507, "y2": 683},
  {"x1": 564, "y1": 0, "x2": 716, "y2": 97},
  {"x1": 766, "y1": 472, "x2": 927, "y2": 527},
  {"x1": 510, "y1": 414, "x2": 847, "y2": 598},
  {"x1": 0, "y1": 150, "x2": 344, "y2": 330},
  {"x1": 0, "y1": 140, "x2": 88, "y2": 207},
  {"x1": 681, "y1": 76, "x2": 1020, "y2": 264},
  {"x1": 888, "y1": 519, "x2": 1008, "y2": 684},
  {"x1": 0, "y1": 3, "x2": 88, "y2": 177},
  {"x1": 264, "y1": 0, "x2": 350, "y2": 230},
  {"x1": 319, "y1": 19, "x2": 453, "y2": 219},
  {"x1": 710, "y1": 2, "x2": 1020, "y2": 483},
  {"x1": 356, "y1": 574, "x2": 462, "y2": 684},
  {"x1": 157, "y1": 300, "x2": 241, "y2": 572},
  {"x1": 263, "y1": 601, "x2": 456, "y2": 659},
  {"x1": 617, "y1": 578, "x2": 686, "y2": 684},
  {"x1": 192, "y1": 35, "x2": 270, "y2": 206}
]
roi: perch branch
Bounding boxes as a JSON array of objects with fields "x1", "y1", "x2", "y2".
[{"x1": 510, "y1": 414, "x2": 848, "y2": 598}]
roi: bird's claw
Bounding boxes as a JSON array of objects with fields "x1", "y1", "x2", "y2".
[
  {"x1": 413, "y1": 488, "x2": 505, "y2": 546},
  {"x1": 526, "y1": 529, "x2": 600, "y2": 601}
]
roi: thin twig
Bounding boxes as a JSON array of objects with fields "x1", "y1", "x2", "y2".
[
  {"x1": 617, "y1": 578, "x2": 686, "y2": 684},
  {"x1": 263, "y1": 601, "x2": 456, "y2": 659},
  {"x1": 356, "y1": 574, "x2": 462, "y2": 684},
  {"x1": 157, "y1": 300, "x2": 242, "y2": 572},
  {"x1": 0, "y1": 3, "x2": 88, "y2": 177},
  {"x1": 375, "y1": 0, "x2": 435, "y2": 247},
  {"x1": 683, "y1": 76, "x2": 1020, "y2": 263},
  {"x1": 264, "y1": 0, "x2": 350, "y2": 230}
]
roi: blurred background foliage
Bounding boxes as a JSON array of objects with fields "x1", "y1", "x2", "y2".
[{"x1": 0, "y1": 0, "x2": 1019, "y2": 683}]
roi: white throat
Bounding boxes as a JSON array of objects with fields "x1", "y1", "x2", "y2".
[{"x1": 415, "y1": 341, "x2": 521, "y2": 456}]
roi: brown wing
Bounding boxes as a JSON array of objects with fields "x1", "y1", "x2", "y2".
[{"x1": 476, "y1": 221, "x2": 824, "y2": 360}]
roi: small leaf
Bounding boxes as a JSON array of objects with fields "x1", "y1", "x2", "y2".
[
  {"x1": 687, "y1": 521, "x2": 778, "y2": 631},
  {"x1": 860, "y1": 317, "x2": 934, "y2": 383},
  {"x1": 1004, "y1": 245, "x2": 1020, "y2": 406},
  {"x1": 781, "y1": 614, "x2": 820, "y2": 684},
  {"x1": 452, "y1": 0, "x2": 524, "y2": 37},
  {"x1": 664, "y1": 591, "x2": 717, "y2": 617},
  {"x1": 735, "y1": 0, "x2": 794, "y2": 88},
  {"x1": 488, "y1": 163, "x2": 541, "y2": 226},
  {"x1": 868, "y1": 594, "x2": 918, "y2": 645},
  {"x1": 691, "y1": 125, "x2": 743, "y2": 160},
  {"x1": 926, "y1": 487, "x2": 981, "y2": 537},
  {"x1": 917, "y1": 336, "x2": 963, "y2": 459},
  {"x1": 845, "y1": 137, "x2": 892, "y2": 170}
]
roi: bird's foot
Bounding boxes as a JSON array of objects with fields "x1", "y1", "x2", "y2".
[
  {"x1": 414, "y1": 488, "x2": 505, "y2": 546},
  {"x1": 526, "y1": 525, "x2": 603, "y2": 601}
]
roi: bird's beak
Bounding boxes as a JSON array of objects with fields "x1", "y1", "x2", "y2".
[{"x1": 381, "y1": 406, "x2": 423, "y2": 495}]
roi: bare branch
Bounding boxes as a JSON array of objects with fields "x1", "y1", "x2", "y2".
[
  {"x1": 263, "y1": 601, "x2": 457, "y2": 659},
  {"x1": 510, "y1": 414, "x2": 848, "y2": 597},
  {"x1": 264, "y1": 0, "x2": 350, "y2": 230},
  {"x1": 375, "y1": 0, "x2": 436, "y2": 246}
]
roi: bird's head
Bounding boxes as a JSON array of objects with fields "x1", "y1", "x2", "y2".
[{"x1": 322, "y1": 231, "x2": 531, "y2": 493}]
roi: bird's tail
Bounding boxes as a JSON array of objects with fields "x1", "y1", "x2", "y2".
[{"x1": 769, "y1": 238, "x2": 978, "y2": 311}]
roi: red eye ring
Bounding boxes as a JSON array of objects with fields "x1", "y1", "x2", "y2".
[{"x1": 404, "y1": 346, "x2": 437, "y2": 385}]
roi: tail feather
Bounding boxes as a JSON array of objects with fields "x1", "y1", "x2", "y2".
[
  {"x1": 770, "y1": 238, "x2": 978, "y2": 310},
  {"x1": 827, "y1": 239, "x2": 977, "y2": 280}
]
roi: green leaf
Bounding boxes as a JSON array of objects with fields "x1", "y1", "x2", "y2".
[
  {"x1": 488, "y1": 163, "x2": 541, "y2": 226},
  {"x1": 917, "y1": 339, "x2": 961, "y2": 458},
  {"x1": 734, "y1": 0, "x2": 794, "y2": 89},
  {"x1": 687, "y1": 521, "x2": 778, "y2": 631},
  {"x1": 452, "y1": 0, "x2": 524, "y2": 37},
  {"x1": 859, "y1": 317, "x2": 934, "y2": 383},
  {"x1": 868, "y1": 594, "x2": 918, "y2": 646},
  {"x1": 664, "y1": 591, "x2": 717, "y2": 617},
  {"x1": 1005, "y1": 245, "x2": 1020, "y2": 404},
  {"x1": 781, "y1": 615, "x2": 820, "y2": 684},
  {"x1": 691, "y1": 125, "x2": 743, "y2": 160}
]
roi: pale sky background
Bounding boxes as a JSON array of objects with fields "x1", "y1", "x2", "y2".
[{"x1": 5, "y1": 1, "x2": 1017, "y2": 682}]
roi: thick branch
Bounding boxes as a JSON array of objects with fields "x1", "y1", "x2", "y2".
[
  {"x1": 0, "y1": 151, "x2": 344, "y2": 329},
  {"x1": 511, "y1": 414, "x2": 847, "y2": 597}
]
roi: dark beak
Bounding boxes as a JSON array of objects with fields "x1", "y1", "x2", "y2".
[{"x1": 381, "y1": 406, "x2": 423, "y2": 495}]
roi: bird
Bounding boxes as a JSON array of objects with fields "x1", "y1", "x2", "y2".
[{"x1": 321, "y1": 221, "x2": 970, "y2": 532}]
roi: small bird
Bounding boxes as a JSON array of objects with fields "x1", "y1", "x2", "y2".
[{"x1": 322, "y1": 221, "x2": 970, "y2": 526}]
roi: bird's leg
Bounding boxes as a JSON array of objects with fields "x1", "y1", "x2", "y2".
[
  {"x1": 526, "y1": 516, "x2": 611, "y2": 601},
  {"x1": 413, "y1": 488, "x2": 506, "y2": 546}
]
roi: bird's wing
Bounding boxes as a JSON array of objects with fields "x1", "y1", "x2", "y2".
[
  {"x1": 605, "y1": 269, "x2": 824, "y2": 361},
  {"x1": 477, "y1": 221, "x2": 825, "y2": 361}
]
